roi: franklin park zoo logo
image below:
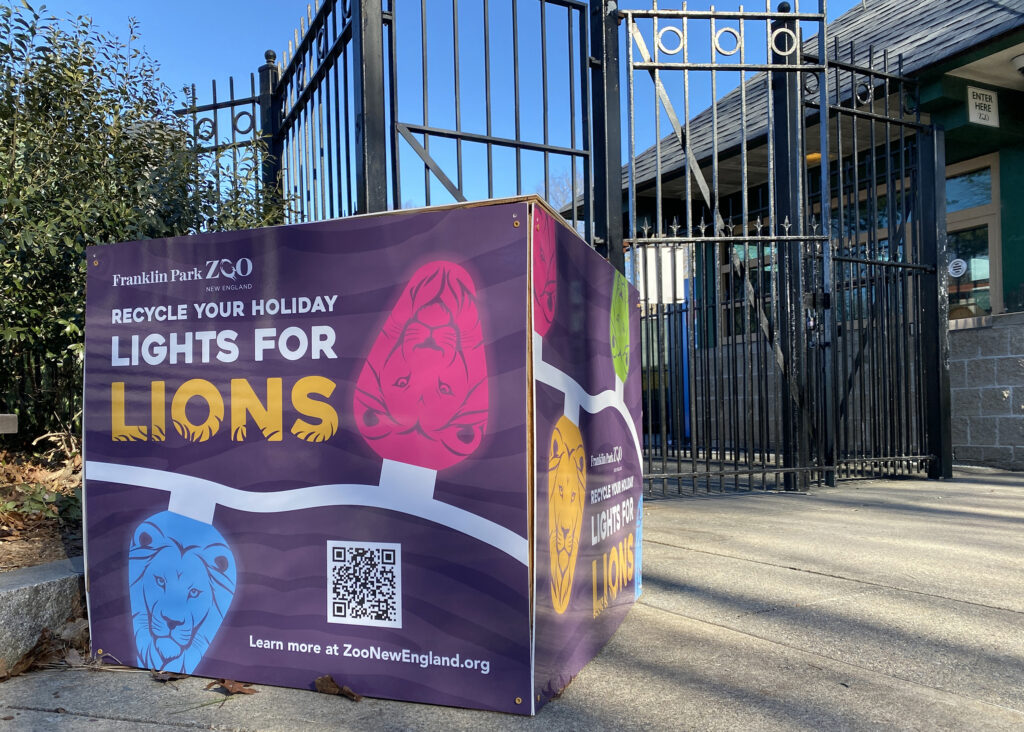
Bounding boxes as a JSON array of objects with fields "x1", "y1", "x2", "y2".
[{"x1": 111, "y1": 257, "x2": 255, "y2": 292}]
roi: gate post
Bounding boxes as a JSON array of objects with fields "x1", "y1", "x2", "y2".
[
  {"x1": 258, "y1": 50, "x2": 282, "y2": 218},
  {"x1": 770, "y1": 3, "x2": 810, "y2": 490},
  {"x1": 919, "y1": 128, "x2": 953, "y2": 479},
  {"x1": 351, "y1": 0, "x2": 388, "y2": 215},
  {"x1": 590, "y1": 0, "x2": 624, "y2": 273}
]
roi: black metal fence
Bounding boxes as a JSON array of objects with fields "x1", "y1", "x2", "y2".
[
  {"x1": 625, "y1": 1, "x2": 950, "y2": 495},
  {"x1": 178, "y1": 0, "x2": 951, "y2": 495},
  {"x1": 816, "y1": 41, "x2": 951, "y2": 482},
  {"x1": 176, "y1": 1, "x2": 623, "y2": 258},
  {"x1": 388, "y1": 0, "x2": 592, "y2": 236},
  {"x1": 259, "y1": 1, "x2": 387, "y2": 221}
]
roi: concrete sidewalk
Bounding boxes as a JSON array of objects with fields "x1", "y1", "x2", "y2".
[{"x1": 2, "y1": 468, "x2": 1022, "y2": 730}]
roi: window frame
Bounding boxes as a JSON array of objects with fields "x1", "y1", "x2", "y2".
[{"x1": 945, "y1": 153, "x2": 1002, "y2": 320}]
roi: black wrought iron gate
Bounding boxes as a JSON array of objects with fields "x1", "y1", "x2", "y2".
[
  {"x1": 178, "y1": 0, "x2": 951, "y2": 494},
  {"x1": 623, "y1": 1, "x2": 950, "y2": 495},
  {"x1": 247, "y1": 0, "x2": 614, "y2": 251}
]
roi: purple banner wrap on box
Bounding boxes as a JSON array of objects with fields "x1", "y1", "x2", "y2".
[
  {"x1": 85, "y1": 204, "x2": 533, "y2": 714},
  {"x1": 529, "y1": 207, "x2": 643, "y2": 710}
]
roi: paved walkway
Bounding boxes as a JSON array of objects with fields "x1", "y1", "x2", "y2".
[{"x1": 1, "y1": 468, "x2": 1022, "y2": 730}]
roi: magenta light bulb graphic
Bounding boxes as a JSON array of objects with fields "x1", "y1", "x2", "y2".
[
  {"x1": 532, "y1": 208, "x2": 557, "y2": 337},
  {"x1": 354, "y1": 261, "x2": 489, "y2": 471}
]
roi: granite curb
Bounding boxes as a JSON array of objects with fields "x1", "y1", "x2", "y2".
[{"x1": 0, "y1": 557, "x2": 84, "y2": 674}]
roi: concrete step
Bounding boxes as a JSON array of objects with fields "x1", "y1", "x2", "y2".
[{"x1": 0, "y1": 414, "x2": 16, "y2": 434}]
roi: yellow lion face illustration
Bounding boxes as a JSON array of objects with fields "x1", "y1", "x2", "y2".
[{"x1": 548, "y1": 416, "x2": 586, "y2": 614}]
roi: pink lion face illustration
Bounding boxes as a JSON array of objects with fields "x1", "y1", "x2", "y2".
[
  {"x1": 354, "y1": 261, "x2": 489, "y2": 471},
  {"x1": 532, "y1": 208, "x2": 557, "y2": 337}
]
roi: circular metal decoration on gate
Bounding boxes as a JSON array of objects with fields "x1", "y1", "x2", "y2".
[
  {"x1": 713, "y1": 27, "x2": 741, "y2": 57},
  {"x1": 770, "y1": 27, "x2": 798, "y2": 57},
  {"x1": 316, "y1": 27, "x2": 328, "y2": 63},
  {"x1": 803, "y1": 72, "x2": 820, "y2": 98},
  {"x1": 195, "y1": 117, "x2": 215, "y2": 142},
  {"x1": 233, "y1": 111, "x2": 254, "y2": 136},
  {"x1": 657, "y1": 26, "x2": 685, "y2": 56},
  {"x1": 902, "y1": 88, "x2": 920, "y2": 116},
  {"x1": 856, "y1": 81, "x2": 872, "y2": 106},
  {"x1": 948, "y1": 258, "x2": 968, "y2": 278}
]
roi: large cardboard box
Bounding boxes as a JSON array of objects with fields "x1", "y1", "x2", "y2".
[{"x1": 84, "y1": 197, "x2": 642, "y2": 714}]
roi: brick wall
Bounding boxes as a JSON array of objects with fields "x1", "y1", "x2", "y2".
[{"x1": 948, "y1": 312, "x2": 1024, "y2": 470}]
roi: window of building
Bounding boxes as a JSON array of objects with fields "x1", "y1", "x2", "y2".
[
  {"x1": 947, "y1": 225, "x2": 991, "y2": 318},
  {"x1": 945, "y1": 154, "x2": 1001, "y2": 321},
  {"x1": 946, "y1": 168, "x2": 991, "y2": 213}
]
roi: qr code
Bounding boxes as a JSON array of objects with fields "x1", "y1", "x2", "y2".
[{"x1": 326, "y1": 541, "x2": 402, "y2": 628}]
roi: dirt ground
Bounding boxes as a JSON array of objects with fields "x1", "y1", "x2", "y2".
[
  {"x1": 0, "y1": 521, "x2": 82, "y2": 573},
  {"x1": 0, "y1": 450, "x2": 83, "y2": 573}
]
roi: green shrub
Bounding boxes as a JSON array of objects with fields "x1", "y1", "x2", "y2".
[{"x1": 0, "y1": 2, "x2": 284, "y2": 452}]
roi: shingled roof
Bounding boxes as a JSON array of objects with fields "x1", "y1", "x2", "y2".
[{"x1": 628, "y1": 0, "x2": 1024, "y2": 190}]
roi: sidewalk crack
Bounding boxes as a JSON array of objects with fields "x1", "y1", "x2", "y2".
[{"x1": 3, "y1": 704, "x2": 243, "y2": 730}]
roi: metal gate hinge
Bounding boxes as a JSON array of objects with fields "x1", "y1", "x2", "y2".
[
  {"x1": 588, "y1": 56, "x2": 601, "y2": 69},
  {"x1": 803, "y1": 292, "x2": 831, "y2": 309}
]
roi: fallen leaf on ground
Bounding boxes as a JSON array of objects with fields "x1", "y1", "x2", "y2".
[
  {"x1": 314, "y1": 674, "x2": 362, "y2": 701},
  {"x1": 339, "y1": 686, "x2": 362, "y2": 702},
  {"x1": 205, "y1": 679, "x2": 259, "y2": 695},
  {"x1": 59, "y1": 618, "x2": 89, "y2": 647},
  {"x1": 150, "y1": 670, "x2": 188, "y2": 683},
  {"x1": 314, "y1": 675, "x2": 341, "y2": 695}
]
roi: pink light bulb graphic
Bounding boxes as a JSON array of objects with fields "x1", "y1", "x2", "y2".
[
  {"x1": 354, "y1": 261, "x2": 489, "y2": 471},
  {"x1": 532, "y1": 208, "x2": 557, "y2": 337}
]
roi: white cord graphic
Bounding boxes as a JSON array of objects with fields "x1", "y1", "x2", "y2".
[
  {"x1": 86, "y1": 458, "x2": 529, "y2": 565},
  {"x1": 532, "y1": 331, "x2": 643, "y2": 464},
  {"x1": 87, "y1": 338, "x2": 638, "y2": 572}
]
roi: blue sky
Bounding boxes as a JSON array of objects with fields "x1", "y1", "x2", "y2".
[
  {"x1": 27, "y1": 0, "x2": 863, "y2": 210},
  {"x1": 29, "y1": 0, "x2": 308, "y2": 102},
  {"x1": 29, "y1": 1, "x2": 861, "y2": 98}
]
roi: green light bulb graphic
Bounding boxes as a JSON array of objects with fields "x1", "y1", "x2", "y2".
[{"x1": 610, "y1": 272, "x2": 631, "y2": 383}]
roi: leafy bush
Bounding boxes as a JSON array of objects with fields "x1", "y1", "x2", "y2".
[
  {"x1": 0, "y1": 2, "x2": 285, "y2": 451},
  {"x1": 0, "y1": 483, "x2": 62, "y2": 523}
]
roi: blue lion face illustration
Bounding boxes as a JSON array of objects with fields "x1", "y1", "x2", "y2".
[{"x1": 128, "y1": 511, "x2": 236, "y2": 674}]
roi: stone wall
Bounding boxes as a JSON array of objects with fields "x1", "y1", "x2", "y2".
[{"x1": 949, "y1": 312, "x2": 1024, "y2": 470}]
